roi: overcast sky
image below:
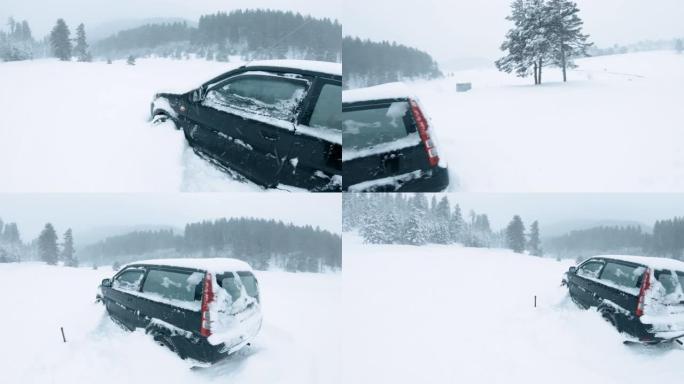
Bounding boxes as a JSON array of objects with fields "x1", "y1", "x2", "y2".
[
  {"x1": 0, "y1": 194, "x2": 341, "y2": 240},
  {"x1": 437, "y1": 194, "x2": 684, "y2": 231},
  {"x1": 0, "y1": 0, "x2": 340, "y2": 37},
  {"x1": 344, "y1": 0, "x2": 684, "y2": 66}
]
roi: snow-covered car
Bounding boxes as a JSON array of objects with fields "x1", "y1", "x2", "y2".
[
  {"x1": 98, "y1": 258, "x2": 262, "y2": 364},
  {"x1": 564, "y1": 255, "x2": 684, "y2": 344},
  {"x1": 342, "y1": 82, "x2": 449, "y2": 192},
  {"x1": 151, "y1": 60, "x2": 342, "y2": 192}
]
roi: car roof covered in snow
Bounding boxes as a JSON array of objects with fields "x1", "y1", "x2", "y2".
[
  {"x1": 342, "y1": 82, "x2": 416, "y2": 104},
  {"x1": 126, "y1": 258, "x2": 253, "y2": 273},
  {"x1": 244, "y1": 60, "x2": 341, "y2": 76},
  {"x1": 589, "y1": 255, "x2": 684, "y2": 271}
]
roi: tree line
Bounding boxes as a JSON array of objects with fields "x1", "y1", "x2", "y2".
[
  {"x1": 0, "y1": 17, "x2": 37, "y2": 61},
  {"x1": 545, "y1": 218, "x2": 684, "y2": 260},
  {"x1": 342, "y1": 193, "x2": 542, "y2": 256},
  {"x1": 342, "y1": 37, "x2": 442, "y2": 88},
  {"x1": 93, "y1": 10, "x2": 341, "y2": 62},
  {"x1": 496, "y1": 0, "x2": 592, "y2": 84},
  {"x1": 79, "y1": 217, "x2": 341, "y2": 273}
]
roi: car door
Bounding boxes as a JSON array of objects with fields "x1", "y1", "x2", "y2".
[
  {"x1": 596, "y1": 261, "x2": 644, "y2": 312},
  {"x1": 568, "y1": 259, "x2": 606, "y2": 307},
  {"x1": 281, "y1": 78, "x2": 342, "y2": 190},
  {"x1": 184, "y1": 71, "x2": 311, "y2": 188},
  {"x1": 104, "y1": 267, "x2": 147, "y2": 329}
]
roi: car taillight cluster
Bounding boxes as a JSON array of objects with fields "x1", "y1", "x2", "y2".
[
  {"x1": 636, "y1": 268, "x2": 651, "y2": 317},
  {"x1": 409, "y1": 99, "x2": 440, "y2": 167},
  {"x1": 200, "y1": 272, "x2": 214, "y2": 337}
]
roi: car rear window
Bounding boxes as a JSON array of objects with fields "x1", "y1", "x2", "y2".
[
  {"x1": 599, "y1": 262, "x2": 645, "y2": 289},
  {"x1": 218, "y1": 272, "x2": 259, "y2": 301},
  {"x1": 142, "y1": 269, "x2": 204, "y2": 303},
  {"x1": 343, "y1": 102, "x2": 412, "y2": 149},
  {"x1": 656, "y1": 270, "x2": 684, "y2": 295},
  {"x1": 309, "y1": 83, "x2": 341, "y2": 131},
  {"x1": 204, "y1": 75, "x2": 307, "y2": 121}
]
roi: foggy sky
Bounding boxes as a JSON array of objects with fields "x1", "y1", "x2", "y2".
[
  {"x1": 343, "y1": 0, "x2": 684, "y2": 66},
  {"x1": 0, "y1": 0, "x2": 340, "y2": 37},
  {"x1": 0, "y1": 194, "x2": 341, "y2": 241},
  {"x1": 437, "y1": 194, "x2": 684, "y2": 231}
]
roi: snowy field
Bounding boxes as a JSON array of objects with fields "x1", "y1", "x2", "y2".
[
  {"x1": 0, "y1": 263, "x2": 341, "y2": 384},
  {"x1": 343, "y1": 234, "x2": 684, "y2": 384},
  {"x1": 415, "y1": 50, "x2": 684, "y2": 192},
  {"x1": 0, "y1": 58, "x2": 282, "y2": 192}
]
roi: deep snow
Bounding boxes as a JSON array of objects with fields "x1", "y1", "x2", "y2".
[
  {"x1": 342, "y1": 234, "x2": 684, "y2": 384},
  {"x1": 0, "y1": 263, "x2": 341, "y2": 384},
  {"x1": 0, "y1": 58, "x2": 299, "y2": 192},
  {"x1": 410, "y1": 50, "x2": 684, "y2": 192}
]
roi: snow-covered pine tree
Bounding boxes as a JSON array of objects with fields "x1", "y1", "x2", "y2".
[
  {"x1": 449, "y1": 204, "x2": 465, "y2": 243},
  {"x1": 73, "y1": 23, "x2": 91, "y2": 62},
  {"x1": 49, "y1": 19, "x2": 71, "y2": 61},
  {"x1": 403, "y1": 206, "x2": 427, "y2": 245},
  {"x1": 38, "y1": 223, "x2": 59, "y2": 265},
  {"x1": 496, "y1": 0, "x2": 535, "y2": 81},
  {"x1": 676, "y1": 39, "x2": 683, "y2": 54},
  {"x1": 527, "y1": 220, "x2": 543, "y2": 256},
  {"x1": 62, "y1": 228, "x2": 78, "y2": 266},
  {"x1": 127, "y1": 55, "x2": 136, "y2": 65},
  {"x1": 506, "y1": 215, "x2": 526, "y2": 253},
  {"x1": 545, "y1": 0, "x2": 591, "y2": 82}
]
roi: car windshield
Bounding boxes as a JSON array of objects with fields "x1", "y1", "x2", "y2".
[{"x1": 343, "y1": 102, "x2": 412, "y2": 150}]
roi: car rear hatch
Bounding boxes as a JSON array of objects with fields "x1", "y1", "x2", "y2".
[
  {"x1": 640, "y1": 269, "x2": 684, "y2": 339},
  {"x1": 342, "y1": 98, "x2": 441, "y2": 191},
  {"x1": 203, "y1": 271, "x2": 262, "y2": 354}
]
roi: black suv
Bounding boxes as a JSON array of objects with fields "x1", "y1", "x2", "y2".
[
  {"x1": 342, "y1": 83, "x2": 449, "y2": 192},
  {"x1": 97, "y1": 258, "x2": 262, "y2": 364},
  {"x1": 151, "y1": 60, "x2": 342, "y2": 191},
  {"x1": 563, "y1": 255, "x2": 684, "y2": 344}
]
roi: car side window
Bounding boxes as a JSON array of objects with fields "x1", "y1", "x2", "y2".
[
  {"x1": 308, "y1": 83, "x2": 341, "y2": 131},
  {"x1": 600, "y1": 262, "x2": 645, "y2": 288},
  {"x1": 142, "y1": 269, "x2": 204, "y2": 302},
  {"x1": 113, "y1": 268, "x2": 145, "y2": 292},
  {"x1": 203, "y1": 75, "x2": 307, "y2": 122},
  {"x1": 577, "y1": 260, "x2": 604, "y2": 279}
]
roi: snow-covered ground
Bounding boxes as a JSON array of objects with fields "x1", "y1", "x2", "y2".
[
  {"x1": 0, "y1": 58, "x2": 284, "y2": 192},
  {"x1": 414, "y1": 50, "x2": 684, "y2": 192},
  {"x1": 0, "y1": 263, "x2": 340, "y2": 384},
  {"x1": 343, "y1": 234, "x2": 684, "y2": 384}
]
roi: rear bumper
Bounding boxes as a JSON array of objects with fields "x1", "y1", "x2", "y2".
[{"x1": 345, "y1": 165, "x2": 449, "y2": 192}]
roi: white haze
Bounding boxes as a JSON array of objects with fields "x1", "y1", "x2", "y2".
[
  {"x1": 0, "y1": 193, "x2": 341, "y2": 241},
  {"x1": 428, "y1": 194, "x2": 684, "y2": 231},
  {"x1": 0, "y1": 0, "x2": 340, "y2": 38},
  {"x1": 343, "y1": 0, "x2": 684, "y2": 68}
]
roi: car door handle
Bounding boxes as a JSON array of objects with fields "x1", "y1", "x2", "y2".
[{"x1": 261, "y1": 131, "x2": 279, "y2": 141}]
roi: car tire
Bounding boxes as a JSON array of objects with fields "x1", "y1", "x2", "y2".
[
  {"x1": 599, "y1": 306, "x2": 623, "y2": 333},
  {"x1": 147, "y1": 327, "x2": 187, "y2": 360},
  {"x1": 570, "y1": 294, "x2": 589, "y2": 310}
]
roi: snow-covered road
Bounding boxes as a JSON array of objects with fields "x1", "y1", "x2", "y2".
[
  {"x1": 0, "y1": 58, "x2": 273, "y2": 192},
  {"x1": 412, "y1": 50, "x2": 684, "y2": 192},
  {"x1": 0, "y1": 263, "x2": 341, "y2": 384},
  {"x1": 342, "y1": 234, "x2": 684, "y2": 384}
]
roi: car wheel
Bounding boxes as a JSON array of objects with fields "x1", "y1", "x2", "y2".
[
  {"x1": 148, "y1": 328, "x2": 186, "y2": 360},
  {"x1": 570, "y1": 294, "x2": 588, "y2": 310},
  {"x1": 599, "y1": 306, "x2": 622, "y2": 333}
]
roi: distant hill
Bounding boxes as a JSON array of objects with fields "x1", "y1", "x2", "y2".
[
  {"x1": 88, "y1": 18, "x2": 196, "y2": 42},
  {"x1": 540, "y1": 219, "x2": 650, "y2": 240}
]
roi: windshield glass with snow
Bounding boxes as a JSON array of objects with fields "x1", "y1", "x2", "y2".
[
  {"x1": 141, "y1": 269, "x2": 203, "y2": 303},
  {"x1": 218, "y1": 272, "x2": 259, "y2": 302},
  {"x1": 113, "y1": 269, "x2": 145, "y2": 291},
  {"x1": 343, "y1": 102, "x2": 412, "y2": 150},
  {"x1": 204, "y1": 75, "x2": 307, "y2": 121},
  {"x1": 656, "y1": 270, "x2": 684, "y2": 296}
]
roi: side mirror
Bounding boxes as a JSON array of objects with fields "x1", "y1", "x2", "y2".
[
  {"x1": 568, "y1": 266, "x2": 577, "y2": 274},
  {"x1": 192, "y1": 86, "x2": 206, "y2": 102},
  {"x1": 101, "y1": 278, "x2": 112, "y2": 288}
]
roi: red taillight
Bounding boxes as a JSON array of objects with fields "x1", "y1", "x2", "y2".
[
  {"x1": 636, "y1": 268, "x2": 651, "y2": 317},
  {"x1": 409, "y1": 99, "x2": 440, "y2": 167},
  {"x1": 200, "y1": 272, "x2": 214, "y2": 337}
]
